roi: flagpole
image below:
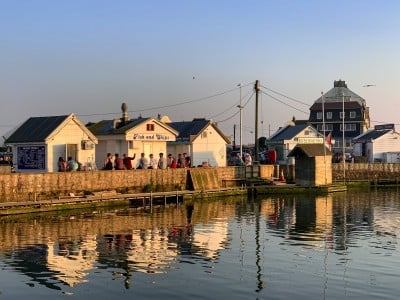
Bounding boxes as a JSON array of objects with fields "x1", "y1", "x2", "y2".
[{"x1": 322, "y1": 91, "x2": 327, "y2": 185}]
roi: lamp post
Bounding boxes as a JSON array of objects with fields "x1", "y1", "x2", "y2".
[
  {"x1": 342, "y1": 92, "x2": 345, "y2": 182},
  {"x1": 237, "y1": 84, "x2": 243, "y2": 159}
]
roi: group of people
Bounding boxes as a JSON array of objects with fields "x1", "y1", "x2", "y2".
[
  {"x1": 102, "y1": 152, "x2": 191, "y2": 170},
  {"x1": 235, "y1": 152, "x2": 253, "y2": 166},
  {"x1": 166, "y1": 153, "x2": 191, "y2": 169},
  {"x1": 58, "y1": 156, "x2": 79, "y2": 172}
]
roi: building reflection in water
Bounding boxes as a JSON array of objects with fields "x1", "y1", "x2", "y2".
[{"x1": 0, "y1": 190, "x2": 399, "y2": 291}]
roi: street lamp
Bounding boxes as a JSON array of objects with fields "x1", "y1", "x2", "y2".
[
  {"x1": 342, "y1": 92, "x2": 345, "y2": 182},
  {"x1": 237, "y1": 84, "x2": 243, "y2": 159}
]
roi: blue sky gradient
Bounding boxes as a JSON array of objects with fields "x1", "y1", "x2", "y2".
[{"x1": 1, "y1": 0, "x2": 399, "y2": 144}]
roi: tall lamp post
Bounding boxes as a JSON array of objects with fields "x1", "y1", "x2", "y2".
[
  {"x1": 237, "y1": 84, "x2": 243, "y2": 159},
  {"x1": 342, "y1": 92, "x2": 345, "y2": 182}
]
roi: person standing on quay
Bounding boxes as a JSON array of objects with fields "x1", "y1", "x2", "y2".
[
  {"x1": 183, "y1": 152, "x2": 191, "y2": 168},
  {"x1": 58, "y1": 157, "x2": 67, "y2": 172},
  {"x1": 114, "y1": 153, "x2": 124, "y2": 170},
  {"x1": 244, "y1": 153, "x2": 252, "y2": 166},
  {"x1": 148, "y1": 154, "x2": 157, "y2": 169},
  {"x1": 122, "y1": 153, "x2": 136, "y2": 170},
  {"x1": 167, "y1": 154, "x2": 177, "y2": 168},
  {"x1": 158, "y1": 153, "x2": 167, "y2": 169},
  {"x1": 177, "y1": 153, "x2": 185, "y2": 168},
  {"x1": 103, "y1": 153, "x2": 113, "y2": 170},
  {"x1": 67, "y1": 156, "x2": 79, "y2": 171},
  {"x1": 137, "y1": 153, "x2": 148, "y2": 169}
]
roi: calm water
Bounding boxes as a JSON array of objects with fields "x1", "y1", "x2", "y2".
[{"x1": 0, "y1": 189, "x2": 399, "y2": 300}]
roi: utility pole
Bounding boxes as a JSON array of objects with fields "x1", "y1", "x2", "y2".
[
  {"x1": 233, "y1": 124, "x2": 236, "y2": 150},
  {"x1": 254, "y1": 80, "x2": 260, "y2": 163},
  {"x1": 237, "y1": 84, "x2": 243, "y2": 159}
]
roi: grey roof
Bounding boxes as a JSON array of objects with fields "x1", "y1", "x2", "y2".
[
  {"x1": 269, "y1": 124, "x2": 310, "y2": 141},
  {"x1": 353, "y1": 129, "x2": 392, "y2": 143},
  {"x1": 314, "y1": 80, "x2": 366, "y2": 106},
  {"x1": 168, "y1": 118, "x2": 230, "y2": 143},
  {"x1": 168, "y1": 118, "x2": 209, "y2": 141},
  {"x1": 87, "y1": 118, "x2": 148, "y2": 135},
  {"x1": 288, "y1": 144, "x2": 332, "y2": 157},
  {"x1": 5, "y1": 115, "x2": 70, "y2": 143}
]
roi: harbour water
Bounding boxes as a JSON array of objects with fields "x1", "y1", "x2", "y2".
[{"x1": 0, "y1": 188, "x2": 399, "y2": 299}]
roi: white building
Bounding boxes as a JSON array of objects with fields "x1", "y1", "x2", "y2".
[
  {"x1": 267, "y1": 123, "x2": 325, "y2": 164},
  {"x1": 167, "y1": 118, "x2": 231, "y2": 167},
  {"x1": 352, "y1": 124, "x2": 400, "y2": 163},
  {"x1": 87, "y1": 103, "x2": 178, "y2": 169},
  {"x1": 5, "y1": 114, "x2": 98, "y2": 172}
]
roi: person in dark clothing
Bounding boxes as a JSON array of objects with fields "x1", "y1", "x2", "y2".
[
  {"x1": 114, "y1": 153, "x2": 124, "y2": 170},
  {"x1": 123, "y1": 153, "x2": 136, "y2": 170},
  {"x1": 103, "y1": 153, "x2": 113, "y2": 170}
]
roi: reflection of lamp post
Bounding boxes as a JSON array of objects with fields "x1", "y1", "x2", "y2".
[{"x1": 237, "y1": 84, "x2": 243, "y2": 159}]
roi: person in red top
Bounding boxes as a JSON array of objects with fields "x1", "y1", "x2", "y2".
[
  {"x1": 114, "y1": 153, "x2": 125, "y2": 170},
  {"x1": 122, "y1": 153, "x2": 136, "y2": 170}
]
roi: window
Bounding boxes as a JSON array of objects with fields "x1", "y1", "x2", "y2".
[
  {"x1": 340, "y1": 112, "x2": 345, "y2": 119},
  {"x1": 326, "y1": 112, "x2": 332, "y2": 119},
  {"x1": 128, "y1": 141, "x2": 134, "y2": 149},
  {"x1": 304, "y1": 130, "x2": 310, "y2": 135},
  {"x1": 350, "y1": 111, "x2": 356, "y2": 118},
  {"x1": 317, "y1": 124, "x2": 333, "y2": 131},
  {"x1": 340, "y1": 123, "x2": 356, "y2": 131},
  {"x1": 146, "y1": 124, "x2": 155, "y2": 131},
  {"x1": 317, "y1": 112, "x2": 322, "y2": 120}
]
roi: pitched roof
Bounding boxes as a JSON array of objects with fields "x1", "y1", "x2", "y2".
[
  {"x1": 312, "y1": 80, "x2": 366, "y2": 107},
  {"x1": 269, "y1": 124, "x2": 310, "y2": 141},
  {"x1": 353, "y1": 129, "x2": 393, "y2": 143},
  {"x1": 87, "y1": 118, "x2": 147, "y2": 135},
  {"x1": 5, "y1": 115, "x2": 70, "y2": 143},
  {"x1": 288, "y1": 144, "x2": 332, "y2": 157},
  {"x1": 168, "y1": 118, "x2": 230, "y2": 143},
  {"x1": 87, "y1": 117, "x2": 179, "y2": 136}
]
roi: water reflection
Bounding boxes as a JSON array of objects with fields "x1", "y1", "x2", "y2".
[{"x1": 0, "y1": 190, "x2": 399, "y2": 299}]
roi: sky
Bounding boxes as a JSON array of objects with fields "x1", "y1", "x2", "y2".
[{"x1": 1, "y1": 0, "x2": 400, "y2": 145}]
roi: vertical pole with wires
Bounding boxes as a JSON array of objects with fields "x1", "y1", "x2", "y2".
[
  {"x1": 342, "y1": 92, "x2": 346, "y2": 182},
  {"x1": 237, "y1": 84, "x2": 243, "y2": 159},
  {"x1": 322, "y1": 91, "x2": 327, "y2": 185},
  {"x1": 254, "y1": 80, "x2": 260, "y2": 163}
]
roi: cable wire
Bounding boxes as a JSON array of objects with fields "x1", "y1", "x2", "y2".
[
  {"x1": 261, "y1": 84, "x2": 310, "y2": 107},
  {"x1": 261, "y1": 91, "x2": 309, "y2": 115},
  {"x1": 215, "y1": 91, "x2": 255, "y2": 123}
]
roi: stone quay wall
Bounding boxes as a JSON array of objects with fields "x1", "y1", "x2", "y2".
[
  {"x1": 0, "y1": 167, "x2": 248, "y2": 203},
  {"x1": 1, "y1": 163, "x2": 399, "y2": 203},
  {"x1": 332, "y1": 163, "x2": 400, "y2": 181}
]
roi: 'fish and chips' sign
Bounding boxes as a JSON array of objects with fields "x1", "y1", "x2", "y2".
[{"x1": 133, "y1": 133, "x2": 172, "y2": 141}]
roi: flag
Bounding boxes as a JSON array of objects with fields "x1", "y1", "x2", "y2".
[{"x1": 326, "y1": 132, "x2": 331, "y2": 145}]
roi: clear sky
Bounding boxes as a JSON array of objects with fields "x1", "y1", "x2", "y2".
[{"x1": 1, "y1": 0, "x2": 399, "y2": 145}]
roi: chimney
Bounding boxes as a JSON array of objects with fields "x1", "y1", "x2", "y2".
[
  {"x1": 121, "y1": 102, "x2": 129, "y2": 123},
  {"x1": 334, "y1": 80, "x2": 347, "y2": 88}
]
